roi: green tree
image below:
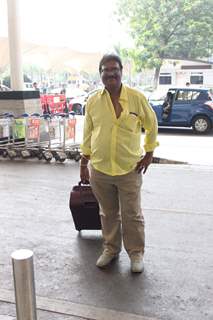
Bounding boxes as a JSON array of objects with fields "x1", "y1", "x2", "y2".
[
  {"x1": 116, "y1": 0, "x2": 213, "y2": 87},
  {"x1": 114, "y1": 43, "x2": 136, "y2": 85}
]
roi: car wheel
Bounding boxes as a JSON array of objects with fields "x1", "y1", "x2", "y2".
[
  {"x1": 192, "y1": 116, "x2": 211, "y2": 134},
  {"x1": 73, "y1": 103, "x2": 82, "y2": 115}
]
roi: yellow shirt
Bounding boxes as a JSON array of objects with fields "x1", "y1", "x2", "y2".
[{"x1": 80, "y1": 84, "x2": 159, "y2": 176}]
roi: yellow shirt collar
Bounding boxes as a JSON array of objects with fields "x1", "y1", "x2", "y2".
[{"x1": 101, "y1": 84, "x2": 128, "y2": 102}]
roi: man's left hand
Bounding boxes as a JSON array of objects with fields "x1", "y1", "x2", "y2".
[{"x1": 135, "y1": 152, "x2": 153, "y2": 174}]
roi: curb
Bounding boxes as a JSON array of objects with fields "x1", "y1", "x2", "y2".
[
  {"x1": 152, "y1": 157, "x2": 188, "y2": 165},
  {"x1": 0, "y1": 289, "x2": 159, "y2": 320}
]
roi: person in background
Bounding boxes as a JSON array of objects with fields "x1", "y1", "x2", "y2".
[
  {"x1": 60, "y1": 84, "x2": 66, "y2": 95},
  {"x1": 162, "y1": 91, "x2": 173, "y2": 120},
  {"x1": 80, "y1": 53, "x2": 159, "y2": 273},
  {"x1": 33, "y1": 82, "x2": 39, "y2": 91},
  {"x1": 41, "y1": 82, "x2": 47, "y2": 94}
]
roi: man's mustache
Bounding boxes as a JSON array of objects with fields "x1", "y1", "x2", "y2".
[{"x1": 106, "y1": 76, "x2": 117, "y2": 79}]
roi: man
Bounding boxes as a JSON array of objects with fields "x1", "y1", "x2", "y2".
[
  {"x1": 33, "y1": 82, "x2": 39, "y2": 91},
  {"x1": 80, "y1": 54, "x2": 158, "y2": 273},
  {"x1": 162, "y1": 91, "x2": 173, "y2": 120}
]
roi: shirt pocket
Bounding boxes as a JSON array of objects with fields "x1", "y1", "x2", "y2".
[{"x1": 119, "y1": 114, "x2": 140, "y2": 133}]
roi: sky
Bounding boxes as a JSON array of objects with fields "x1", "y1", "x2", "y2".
[{"x1": 0, "y1": 0, "x2": 132, "y2": 53}]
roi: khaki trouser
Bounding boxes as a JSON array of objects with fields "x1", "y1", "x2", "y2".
[{"x1": 90, "y1": 166, "x2": 145, "y2": 257}]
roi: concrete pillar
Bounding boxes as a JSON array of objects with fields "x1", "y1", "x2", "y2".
[
  {"x1": 0, "y1": 0, "x2": 42, "y2": 115},
  {"x1": 7, "y1": 0, "x2": 24, "y2": 90}
]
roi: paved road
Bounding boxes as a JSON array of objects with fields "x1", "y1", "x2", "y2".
[
  {"x1": 156, "y1": 127, "x2": 213, "y2": 166},
  {"x1": 0, "y1": 161, "x2": 213, "y2": 320},
  {"x1": 0, "y1": 115, "x2": 213, "y2": 319},
  {"x1": 75, "y1": 116, "x2": 213, "y2": 166}
]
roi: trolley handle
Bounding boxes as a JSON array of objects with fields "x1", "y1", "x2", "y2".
[
  {"x1": 54, "y1": 112, "x2": 69, "y2": 118},
  {"x1": 3, "y1": 113, "x2": 14, "y2": 118},
  {"x1": 41, "y1": 114, "x2": 51, "y2": 120},
  {"x1": 31, "y1": 113, "x2": 40, "y2": 117}
]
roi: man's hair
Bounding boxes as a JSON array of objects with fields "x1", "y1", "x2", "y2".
[{"x1": 99, "y1": 53, "x2": 123, "y2": 73}]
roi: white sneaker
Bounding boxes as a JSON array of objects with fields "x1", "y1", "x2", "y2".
[
  {"x1": 130, "y1": 255, "x2": 144, "y2": 273},
  {"x1": 96, "y1": 251, "x2": 118, "y2": 268}
]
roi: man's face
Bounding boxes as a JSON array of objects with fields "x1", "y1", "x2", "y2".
[{"x1": 100, "y1": 60, "x2": 122, "y2": 91}]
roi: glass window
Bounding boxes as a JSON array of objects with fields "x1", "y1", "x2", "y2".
[
  {"x1": 191, "y1": 91, "x2": 201, "y2": 100},
  {"x1": 196, "y1": 91, "x2": 208, "y2": 100},
  {"x1": 190, "y1": 73, "x2": 203, "y2": 84},
  {"x1": 176, "y1": 90, "x2": 193, "y2": 101},
  {"x1": 159, "y1": 73, "x2": 172, "y2": 85}
]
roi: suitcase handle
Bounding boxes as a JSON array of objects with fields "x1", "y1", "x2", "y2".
[
  {"x1": 77, "y1": 181, "x2": 98, "y2": 205},
  {"x1": 78, "y1": 180, "x2": 90, "y2": 186}
]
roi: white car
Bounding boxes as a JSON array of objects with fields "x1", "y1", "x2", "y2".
[
  {"x1": 66, "y1": 87, "x2": 87, "y2": 115},
  {"x1": 0, "y1": 84, "x2": 11, "y2": 91},
  {"x1": 24, "y1": 82, "x2": 34, "y2": 90},
  {"x1": 0, "y1": 83, "x2": 34, "y2": 91}
]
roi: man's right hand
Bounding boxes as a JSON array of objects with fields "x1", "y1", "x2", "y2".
[{"x1": 80, "y1": 165, "x2": 90, "y2": 184}]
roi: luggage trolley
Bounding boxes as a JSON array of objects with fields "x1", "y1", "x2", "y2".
[
  {"x1": 0, "y1": 114, "x2": 15, "y2": 159},
  {"x1": 40, "y1": 113, "x2": 62, "y2": 161},
  {"x1": 64, "y1": 113, "x2": 81, "y2": 162},
  {"x1": 0, "y1": 112, "x2": 81, "y2": 163},
  {"x1": 23, "y1": 113, "x2": 44, "y2": 160},
  {"x1": 12, "y1": 114, "x2": 32, "y2": 159},
  {"x1": 0, "y1": 113, "x2": 52, "y2": 161},
  {"x1": 44, "y1": 112, "x2": 81, "y2": 162},
  {"x1": 0, "y1": 113, "x2": 38, "y2": 160},
  {"x1": 48, "y1": 113, "x2": 68, "y2": 162}
]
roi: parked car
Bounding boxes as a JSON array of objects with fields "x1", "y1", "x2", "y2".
[
  {"x1": 24, "y1": 82, "x2": 34, "y2": 90},
  {"x1": 0, "y1": 84, "x2": 11, "y2": 91},
  {"x1": 149, "y1": 87, "x2": 213, "y2": 134}
]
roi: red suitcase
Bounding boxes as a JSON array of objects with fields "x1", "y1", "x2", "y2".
[{"x1": 69, "y1": 181, "x2": 101, "y2": 231}]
